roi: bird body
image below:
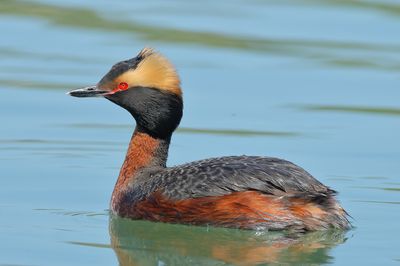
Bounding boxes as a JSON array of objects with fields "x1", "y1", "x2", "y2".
[{"x1": 69, "y1": 48, "x2": 350, "y2": 232}]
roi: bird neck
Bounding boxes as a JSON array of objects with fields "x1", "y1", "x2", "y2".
[
  {"x1": 118, "y1": 126, "x2": 170, "y2": 183},
  {"x1": 111, "y1": 126, "x2": 170, "y2": 210}
]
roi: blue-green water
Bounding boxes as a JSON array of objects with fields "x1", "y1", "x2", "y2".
[{"x1": 1, "y1": 0, "x2": 400, "y2": 265}]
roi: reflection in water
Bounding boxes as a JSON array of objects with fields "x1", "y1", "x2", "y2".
[
  {"x1": 0, "y1": 78, "x2": 79, "y2": 90},
  {"x1": 109, "y1": 216, "x2": 347, "y2": 265},
  {"x1": 308, "y1": 0, "x2": 400, "y2": 17},
  {"x1": 63, "y1": 123, "x2": 300, "y2": 137},
  {"x1": 300, "y1": 105, "x2": 400, "y2": 116},
  {"x1": 2, "y1": 0, "x2": 400, "y2": 73}
]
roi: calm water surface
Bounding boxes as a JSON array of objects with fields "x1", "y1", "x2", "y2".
[{"x1": 1, "y1": 0, "x2": 400, "y2": 265}]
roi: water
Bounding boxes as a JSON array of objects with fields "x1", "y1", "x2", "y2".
[{"x1": 1, "y1": 0, "x2": 399, "y2": 265}]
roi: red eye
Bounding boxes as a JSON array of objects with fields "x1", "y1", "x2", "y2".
[{"x1": 118, "y1": 82, "x2": 129, "y2": 90}]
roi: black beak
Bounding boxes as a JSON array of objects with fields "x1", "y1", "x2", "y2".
[{"x1": 67, "y1": 85, "x2": 109, "y2": 97}]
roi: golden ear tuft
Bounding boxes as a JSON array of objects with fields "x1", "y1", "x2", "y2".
[
  {"x1": 137, "y1": 47, "x2": 155, "y2": 58},
  {"x1": 116, "y1": 48, "x2": 182, "y2": 97}
]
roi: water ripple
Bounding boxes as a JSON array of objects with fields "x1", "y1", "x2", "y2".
[
  {"x1": 299, "y1": 105, "x2": 400, "y2": 116},
  {"x1": 61, "y1": 123, "x2": 301, "y2": 137},
  {"x1": 1, "y1": 0, "x2": 400, "y2": 73}
]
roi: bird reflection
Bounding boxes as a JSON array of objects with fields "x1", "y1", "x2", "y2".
[{"x1": 109, "y1": 215, "x2": 347, "y2": 265}]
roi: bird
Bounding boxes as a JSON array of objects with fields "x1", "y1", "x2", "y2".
[{"x1": 68, "y1": 48, "x2": 350, "y2": 232}]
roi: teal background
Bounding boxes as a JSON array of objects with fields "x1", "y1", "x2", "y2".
[{"x1": 1, "y1": 1, "x2": 399, "y2": 265}]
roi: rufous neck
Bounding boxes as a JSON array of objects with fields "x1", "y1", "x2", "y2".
[
  {"x1": 111, "y1": 127, "x2": 170, "y2": 213},
  {"x1": 116, "y1": 127, "x2": 170, "y2": 185}
]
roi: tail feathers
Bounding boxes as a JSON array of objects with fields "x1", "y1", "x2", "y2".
[{"x1": 288, "y1": 194, "x2": 351, "y2": 231}]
